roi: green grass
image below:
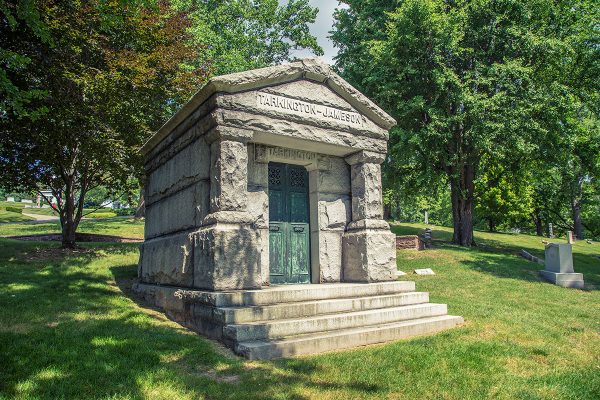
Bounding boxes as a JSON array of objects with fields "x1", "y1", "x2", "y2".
[
  {"x1": 20, "y1": 207, "x2": 59, "y2": 216},
  {"x1": 0, "y1": 202, "x2": 26, "y2": 209},
  {"x1": 0, "y1": 222, "x2": 599, "y2": 399},
  {"x1": 0, "y1": 217, "x2": 144, "y2": 239},
  {"x1": 0, "y1": 209, "x2": 34, "y2": 223}
]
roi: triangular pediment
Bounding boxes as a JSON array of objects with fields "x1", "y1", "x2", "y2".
[{"x1": 142, "y1": 58, "x2": 395, "y2": 155}]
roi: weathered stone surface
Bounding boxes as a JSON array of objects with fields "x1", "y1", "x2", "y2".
[
  {"x1": 247, "y1": 188, "x2": 268, "y2": 228},
  {"x1": 396, "y1": 235, "x2": 425, "y2": 251},
  {"x1": 218, "y1": 84, "x2": 388, "y2": 139},
  {"x1": 318, "y1": 195, "x2": 351, "y2": 231},
  {"x1": 539, "y1": 271, "x2": 584, "y2": 289},
  {"x1": 314, "y1": 157, "x2": 350, "y2": 195},
  {"x1": 347, "y1": 218, "x2": 390, "y2": 231},
  {"x1": 145, "y1": 181, "x2": 209, "y2": 239},
  {"x1": 217, "y1": 109, "x2": 389, "y2": 155},
  {"x1": 147, "y1": 137, "x2": 210, "y2": 204},
  {"x1": 544, "y1": 243, "x2": 574, "y2": 273},
  {"x1": 257, "y1": 227, "x2": 270, "y2": 286},
  {"x1": 247, "y1": 144, "x2": 268, "y2": 186},
  {"x1": 193, "y1": 224, "x2": 261, "y2": 290},
  {"x1": 139, "y1": 232, "x2": 194, "y2": 287},
  {"x1": 316, "y1": 231, "x2": 343, "y2": 282},
  {"x1": 349, "y1": 162, "x2": 384, "y2": 221},
  {"x1": 342, "y1": 230, "x2": 397, "y2": 282},
  {"x1": 210, "y1": 139, "x2": 248, "y2": 213}
]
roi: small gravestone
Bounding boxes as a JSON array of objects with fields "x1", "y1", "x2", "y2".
[
  {"x1": 424, "y1": 211, "x2": 429, "y2": 225},
  {"x1": 539, "y1": 243, "x2": 584, "y2": 289},
  {"x1": 396, "y1": 270, "x2": 407, "y2": 277},
  {"x1": 567, "y1": 231, "x2": 574, "y2": 244},
  {"x1": 414, "y1": 268, "x2": 435, "y2": 275}
]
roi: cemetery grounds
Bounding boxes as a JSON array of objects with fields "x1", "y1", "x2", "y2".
[{"x1": 0, "y1": 217, "x2": 598, "y2": 399}]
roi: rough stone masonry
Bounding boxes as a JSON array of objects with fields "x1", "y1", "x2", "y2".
[{"x1": 137, "y1": 57, "x2": 398, "y2": 290}]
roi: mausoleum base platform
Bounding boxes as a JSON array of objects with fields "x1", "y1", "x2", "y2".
[{"x1": 133, "y1": 281, "x2": 463, "y2": 360}]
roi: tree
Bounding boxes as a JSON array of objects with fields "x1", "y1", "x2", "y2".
[
  {"x1": 181, "y1": 0, "x2": 323, "y2": 75},
  {"x1": 475, "y1": 162, "x2": 534, "y2": 233},
  {"x1": 0, "y1": 0, "x2": 50, "y2": 120},
  {"x1": 0, "y1": 0, "x2": 207, "y2": 247},
  {"x1": 332, "y1": 0, "x2": 598, "y2": 246}
]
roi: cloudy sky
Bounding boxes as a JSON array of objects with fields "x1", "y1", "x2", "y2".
[{"x1": 283, "y1": 1, "x2": 346, "y2": 64}]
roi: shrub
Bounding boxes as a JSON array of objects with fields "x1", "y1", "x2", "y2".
[
  {"x1": 115, "y1": 208, "x2": 136, "y2": 216},
  {"x1": 5, "y1": 206, "x2": 23, "y2": 214}
]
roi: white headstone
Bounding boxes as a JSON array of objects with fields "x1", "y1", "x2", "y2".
[
  {"x1": 548, "y1": 223, "x2": 554, "y2": 238},
  {"x1": 414, "y1": 268, "x2": 435, "y2": 275},
  {"x1": 424, "y1": 211, "x2": 429, "y2": 225},
  {"x1": 567, "y1": 231, "x2": 574, "y2": 244}
]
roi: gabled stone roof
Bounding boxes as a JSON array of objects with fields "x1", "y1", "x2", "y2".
[{"x1": 141, "y1": 58, "x2": 396, "y2": 155}]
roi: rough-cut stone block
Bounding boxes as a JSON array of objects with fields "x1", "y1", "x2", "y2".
[
  {"x1": 247, "y1": 145, "x2": 268, "y2": 186},
  {"x1": 539, "y1": 270, "x2": 584, "y2": 289},
  {"x1": 193, "y1": 224, "x2": 261, "y2": 290},
  {"x1": 145, "y1": 182, "x2": 209, "y2": 239},
  {"x1": 316, "y1": 157, "x2": 350, "y2": 195},
  {"x1": 317, "y1": 231, "x2": 343, "y2": 282},
  {"x1": 147, "y1": 138, "x2": 210, "y2": 199},
  {"x1": 318, "y1": 195, "x2": 350, "y2": 231},
  {"x1": 350, "y1": 163, "x2": 383, "y2": 220},
  {"x1": 396, "y1": 235, "x2": 424, "y2": 250},
  {"x1": 210, "y1": 140, "x2": 248, "y2": 212},
  {"x1": 247, "y1": 188, "x2": 268, "y2": 228},
  {"x1": 544, "y1": 243, "x2": 574, "y2": 273},
  {"x1": 139, "y1": 232, "x2": 194, "y2": 287},
  {"x1": 256, "y1": 228, "x2": 270, "y2": 286},
  {"x1": 342, "y1": 230, "x2": 396, "y2": 282}
]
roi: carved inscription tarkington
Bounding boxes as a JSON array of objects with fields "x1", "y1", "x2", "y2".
[{"x1": 256, "y1": 92, "x2": 363, "y2": 127}]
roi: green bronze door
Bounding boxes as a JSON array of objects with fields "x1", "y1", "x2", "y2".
[{"x1": 268, "y1": 163, "x2": 311, "y2": 284}]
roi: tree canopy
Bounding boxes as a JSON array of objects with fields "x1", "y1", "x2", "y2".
[
  {"x1": 332, "y1": 0, "x2": 600, "y2": 243},
  {"x1": 0, "y1": 0, "x2": 322, "y2": 247}
]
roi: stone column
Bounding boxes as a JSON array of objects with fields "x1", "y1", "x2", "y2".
[
  {"x1": 342, "y1": 151, "x2": 396, "y2": 282},
  {"x1": 193, "y1": 127, "x2": 261, "y2": 290}
]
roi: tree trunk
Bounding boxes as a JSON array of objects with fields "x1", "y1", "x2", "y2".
[
  {"x1": 449, "y1": 164, "x2": 476, "y2": 247},
  {"x1": 383, "y1": 203, "x2": 391, "y2": 221},
  {"x1": 134, "y1": 189, "x2": 145, "y2": 219},
  {"x1": 571, "y1": 198, "x2": 583, "y2": 240},
  {"x1": 487, "y1": 218, "x2": 496, "y2": 232},
  {"x1": 571, "y1": 176, "x2": 584, "y2": 240},
  {"x1": 60, "y1": 181, "x2": 79, "y2": 248},
  {"x1": 532, "y1": 209, "x2": 543, "y2": 236}
]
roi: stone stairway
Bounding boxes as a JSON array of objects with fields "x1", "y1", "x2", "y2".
[{"x1": 133, "y1": 281, "x2": 463, "y2": 360}]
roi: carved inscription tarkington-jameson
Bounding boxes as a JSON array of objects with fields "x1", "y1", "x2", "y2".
[{"x1": 256, "y1": 92, "x2": 363, "y2": 127}]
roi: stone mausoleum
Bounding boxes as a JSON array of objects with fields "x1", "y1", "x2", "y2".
[{"x1": 134, "y1": 59, "x2": 462, "y2": 359}]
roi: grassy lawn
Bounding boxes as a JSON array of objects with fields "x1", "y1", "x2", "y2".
[
  {"x1": 0, "y1": 210, "x2": 34, "y2": 223},
  {"x1": 0, "y1": 221, "x2": 599, "y2": 399},
  {"x1": 0, "y1": 217, "x2": 144, "y2": 239}
]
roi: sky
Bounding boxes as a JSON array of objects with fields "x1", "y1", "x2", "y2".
[{"x1": 282, "y1": 1, "x2": 346, "y2": 65}]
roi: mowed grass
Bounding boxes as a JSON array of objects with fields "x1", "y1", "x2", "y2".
[
  {"x1": 0, "y1": 210, "x2": 34, "y2": 223},
  {"x1": 0, "y1": 221, "x2": 599, "y2": 399},
  {"x1": 0, "y1": 217, "x2": 144, "y2": 239}
]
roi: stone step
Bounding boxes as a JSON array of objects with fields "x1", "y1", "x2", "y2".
[
  {"x1": 214, "y1": 291, "x2": 430, "y2": 324},
  {"x1": 223, "y1": 303, "x2": 448, "y2": 341},
  {"x1": 235, "y1": 315, "x2": 464, "y2": 360},
  {"x1": 200, "y1": 281, "x2": 416, "y2": 307}
]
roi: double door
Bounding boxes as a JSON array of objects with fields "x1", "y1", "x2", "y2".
[{"x1": 268, "y1": 163, "x2": 310, "y2": 284}]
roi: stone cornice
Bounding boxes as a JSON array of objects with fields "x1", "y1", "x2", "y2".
[{"x1": 140, "y1": 58, "x2": 396, "y2": 155}]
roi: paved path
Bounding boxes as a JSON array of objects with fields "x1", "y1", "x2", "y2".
[{"x1": 22, "y1": 213, "x2": 60, "y2": 222}]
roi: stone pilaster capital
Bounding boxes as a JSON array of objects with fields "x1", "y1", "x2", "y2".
[
  {"x1": 205, "y1": 126, "x2": 254, "y2": 145},
  {"x1": 344, "y1": 150, "x2": 386, "y2": 166}
]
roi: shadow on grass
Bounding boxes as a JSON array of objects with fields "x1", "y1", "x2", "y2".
[{"x1": 1, "y1": 240, "x2": 387, "y2": 399}]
